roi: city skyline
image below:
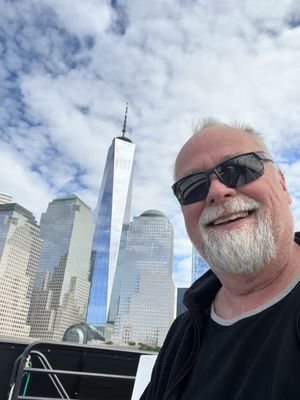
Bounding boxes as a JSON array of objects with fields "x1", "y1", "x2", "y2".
[
  {"x1": 1, "y1": 1, "x2": 300, "y2": 288},
  {"x1": 0, "y1": 194, "x2": 178, "y2": 344}
]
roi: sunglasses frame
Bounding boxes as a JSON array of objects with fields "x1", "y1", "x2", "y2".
[{"x1": 172, "y1": 151, "x2": 273, "y2": 205}]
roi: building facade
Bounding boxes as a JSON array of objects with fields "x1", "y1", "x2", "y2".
[
  {"x1": 191, "y1": 246, "x2": 209, "y2": 283},
  {"x1": 112, "y1": 210, "x2": 175, "y2": 347},
  {"x1": 28, "y1": 195, "x2": 94, "y2": 340},
  {"x1": 0, "y1": 193, "x2": 13, "y2": 205},
  {"x1": 87, "y1": 135, "x2": 135, "y2": 326},
  {"x1": 176, "y1": 287, "x2": 188, "y2": 317},
  {"x1": 0, "y1": 203, "x2": 42, "y2": 340}
]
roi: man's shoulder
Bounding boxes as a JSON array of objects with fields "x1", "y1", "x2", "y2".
[
  {"x1": 183, "y1": 269, "x2": 221, "y2": 310},
  {"x1": 166, "y1": 308, "x2": 193, "y2": 339}
]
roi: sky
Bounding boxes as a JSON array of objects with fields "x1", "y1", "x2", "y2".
[{"x1": 1, "y1": 0, "x2": 300, "y2": 287}]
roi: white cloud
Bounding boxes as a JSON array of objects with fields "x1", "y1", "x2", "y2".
[
  {"x1": 0, "y1": 143, "x2": 55, "y2": 219},
  {"x1": 1, "y1": 0, "x2": 300, "y2": 286}
]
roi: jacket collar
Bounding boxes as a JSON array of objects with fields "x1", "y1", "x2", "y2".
[{"x1": 183, "y1": 269, "x2": 221, "y2": 310}]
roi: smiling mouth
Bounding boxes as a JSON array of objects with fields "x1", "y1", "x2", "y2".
[{"x1": 207, "y1": 210, "x2": 256, "y2": 227}]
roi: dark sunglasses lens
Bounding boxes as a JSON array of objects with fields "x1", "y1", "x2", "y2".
[
  {"x1": 174, "y1": 153, "x2": 265, "y2": 205},
  {"x1": 218, "y1": 154, "x2": 264, "y2": 187},
  {"x1": 176, "y1": 174, "x2": 208, "y2": 204}
]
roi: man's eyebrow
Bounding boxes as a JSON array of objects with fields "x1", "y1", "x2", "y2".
[{"x1": 182, "y1": 153, "x2": 238, "y2": 177}]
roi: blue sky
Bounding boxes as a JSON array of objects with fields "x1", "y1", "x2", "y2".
[{"x1": 1, "y1": 0, "x2": 300, "y2": 287}]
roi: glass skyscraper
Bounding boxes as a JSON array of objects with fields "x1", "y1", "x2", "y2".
[
  {"x1": 0, "y1": 203, "x2": 42, "y2": 340},
  {"x1": 112, "y1": 210, "x2": 175, "y2": 347},
  {"x1": 191, "y1": 246, "x2": 209, "y2": 283},
  {"x1": 87, "y1": 132, "x2": 135, "y2": 326},
  {"x1": 28, "y1": 195, "x2": 94, "y2": 340},
  {"x1": 176, "y1": 287, "x2": 188, "y2": 316}
]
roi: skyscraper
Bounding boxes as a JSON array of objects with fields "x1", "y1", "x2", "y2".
[
  {"x1": 87, "y1": 112, "x2": 135, "y2": 327},
  {"x1": 191, "y1": 246, "x2": 209, "y2": 283},
  {"x1": 176, "y1": 287, "x2": 188, "y2": 316},
  {"x1": 0, "y1": 203, "x2": 42, "y2": 340},
  {"x1": 112, "y1": 210, "x2": 175, "y2": 347},
  {"x1": 28, "y1": 195, "x2": 94, "y2": 340}
]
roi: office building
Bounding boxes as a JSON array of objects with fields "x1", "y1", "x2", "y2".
[
  {"x1": 112, "y1": 210, "x2": 175, "y2": 347},
  {"x1": 28, "y1": 195, "x2": 94, "y2": 340},
  {"x1": 87, "y1": 111, "x2": 135, "y2": 327},
  {"x1": 192, "y1": 246, "x2": 209, "y2": 283},
  {"x1": 0, "y1": 203, "x2": 42, "y2": 339},
  {"x1": 176, "y1": 287, "x2": 188, "y2": 316},
  {"x1": 0, "y1": 193, "x2": 12, "y2": 204}
]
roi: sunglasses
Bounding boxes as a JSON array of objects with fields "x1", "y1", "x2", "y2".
[{"x1": 172, "y1": 151, "x2": 273, "y2": 205}]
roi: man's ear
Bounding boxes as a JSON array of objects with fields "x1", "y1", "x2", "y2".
[{"x1": 278, "y1": 168, "x2": 292, "y2": 204}]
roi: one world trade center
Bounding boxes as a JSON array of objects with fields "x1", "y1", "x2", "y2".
[{"x1": 87, "y1": 107, "x2": 135, "y2": 328}]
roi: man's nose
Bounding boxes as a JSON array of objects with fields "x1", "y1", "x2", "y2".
[{"x1": 205, "y1": 175, "x2": 237, "y2": 205}]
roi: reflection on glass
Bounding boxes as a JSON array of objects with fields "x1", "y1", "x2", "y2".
[
  {"x1": 28, "y1": 195, "x2": 94, "y2": 340},
  {"x1": 111, "y1": 210, "x2": 175, "y2": 347},
  {"x1": 192, "y1": 246, "x2": 209, "y2": 283},
  {"x1": 87, "y1": 137, "x2": 135, "y2": 326}
]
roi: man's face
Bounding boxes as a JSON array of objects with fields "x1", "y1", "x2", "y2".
[{"x1": 175, "y1": 126, "x2": 293, "y2": 275}]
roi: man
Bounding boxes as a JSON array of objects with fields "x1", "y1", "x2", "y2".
[{"x1": 141, "y1": 119, "x2": 300, "y2": 400}]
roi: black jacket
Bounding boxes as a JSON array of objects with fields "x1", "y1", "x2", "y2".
[
  {"x1": 140, "y1": 233, "x2": 300, "y2": 400},
  {"x1": 140, "y1": 270, "x2": 220, "y2": 400}
]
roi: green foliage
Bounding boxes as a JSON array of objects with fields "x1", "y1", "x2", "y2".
[{"x1": 138, "y1": 343, "x2": 161, "y2": 352}]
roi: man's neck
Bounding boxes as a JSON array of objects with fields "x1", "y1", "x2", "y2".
[{"x1": 213, "y1": 242, "x2": 300, "y2": 320}]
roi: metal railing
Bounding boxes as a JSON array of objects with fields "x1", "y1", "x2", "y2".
[{"x1": 8, "y1": 341, "x2": 137, "y2": 400}]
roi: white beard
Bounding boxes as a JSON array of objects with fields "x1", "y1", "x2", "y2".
[{"x1": 198, "y1": 196, "x2": 276, "y2": 275}]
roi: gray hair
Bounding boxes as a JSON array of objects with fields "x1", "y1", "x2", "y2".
[
  {"x1": 192, "y1": 117, "x2": 270, "y2": 152},
  {"x1": 173, "y1": 117, "x2": 276, "y2": 180}
]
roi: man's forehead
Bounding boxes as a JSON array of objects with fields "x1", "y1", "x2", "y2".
[{"x1": 175, "y1": 127, "x2": 263, "y2": 179}]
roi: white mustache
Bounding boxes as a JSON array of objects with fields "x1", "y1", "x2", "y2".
[{"x1": 199, "y1": 196, "x2": 260, "y2": 226}]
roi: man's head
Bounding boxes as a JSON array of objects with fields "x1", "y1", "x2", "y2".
[{"x1": 173, "y1": 119, "x2": 294, "y2": 276}]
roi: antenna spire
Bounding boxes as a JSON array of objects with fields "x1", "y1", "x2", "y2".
[{"x1": 122, "y1": 103, "x2": 128, "y2": 137}]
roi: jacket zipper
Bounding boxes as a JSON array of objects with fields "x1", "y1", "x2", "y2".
[{"x1": 163, "y1": 305, "x2": 207, "y2": 399}]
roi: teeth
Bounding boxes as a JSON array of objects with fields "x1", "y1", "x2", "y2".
[{"x1": 212, "y1": 211, "x2": 249, "y2": 226}]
